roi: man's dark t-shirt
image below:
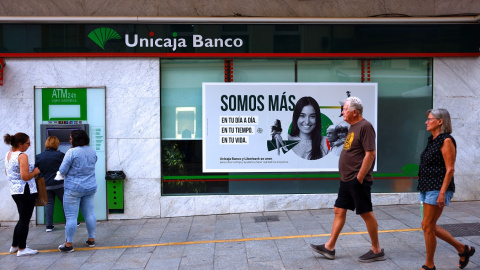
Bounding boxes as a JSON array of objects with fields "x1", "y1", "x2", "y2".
[{"x1": 338, "y1": 118, "x2": 376, "y2": 182}]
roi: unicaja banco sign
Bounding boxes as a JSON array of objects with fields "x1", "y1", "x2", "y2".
[{"x1": 88, "y1": 27, "x2": 244, "y2": 51}]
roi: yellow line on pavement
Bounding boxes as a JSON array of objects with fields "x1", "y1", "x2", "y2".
[{"x1": 0, "y1": 228, "x2": 422, "y2": 256}]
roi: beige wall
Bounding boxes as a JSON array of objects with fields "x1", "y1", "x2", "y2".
[{"x1": 1, "y1": 0, "x2": 479, "y2": 17}]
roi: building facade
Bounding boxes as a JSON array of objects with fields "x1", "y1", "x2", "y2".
[{"x1": 0, "y1": 1, "x2": 479, "y2": 225}]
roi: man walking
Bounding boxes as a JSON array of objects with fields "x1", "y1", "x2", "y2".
[{"x1": 309, "y1": 96, "x2": 385, "y2": 263}]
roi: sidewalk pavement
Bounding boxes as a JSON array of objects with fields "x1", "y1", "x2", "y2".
[{"x1": 1, "y1": 201, "x2": 480, "y2": 270}]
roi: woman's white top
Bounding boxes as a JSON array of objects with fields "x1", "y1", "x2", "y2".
[{"x1": 4, "y1": 151, "x2": 37, "y2": 195}]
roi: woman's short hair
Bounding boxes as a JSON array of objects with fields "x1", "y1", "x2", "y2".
[
  {"x1": 426, "y1": 108, "x2": 452, "y2": 134},
  {"x1": 3, "y1": 132, "x2": 29, "y2": 148},
  {"x1": 289, "y1": 96, "x2": 324, "y2": 160},
  {"x1": 71, "y1": 130, "x2": 90, "y2": 147},
  {"x1": 344, "y1": 96, "x2": 363, "y2": 115},
  {"x1": 45, "y1": 136, "x2": 60, "y2": 150}
]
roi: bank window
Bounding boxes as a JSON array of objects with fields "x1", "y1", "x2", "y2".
[{"x1": 161, "y1": 58, "x2": 432, "y2": 195}]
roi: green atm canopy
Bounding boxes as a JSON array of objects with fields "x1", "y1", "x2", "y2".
[{"x1": 42, "y1": 88, "x2": 87, "y2": 121}]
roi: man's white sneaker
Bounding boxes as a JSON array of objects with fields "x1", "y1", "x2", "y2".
[{"x1": 17, "y1": 247, "x2": 38, "y2": 256}]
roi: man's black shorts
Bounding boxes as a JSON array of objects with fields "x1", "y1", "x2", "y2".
[{"x1": 334, "y1": 178, "x2": 373, "y2": 215}]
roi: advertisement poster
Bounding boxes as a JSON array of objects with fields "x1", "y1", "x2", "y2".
[{"x1": 202, "y1": 83, "x2": 377, "y2": 172}]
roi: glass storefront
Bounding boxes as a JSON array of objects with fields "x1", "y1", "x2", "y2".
[
  {"x1": 1, "y1": 22, "x2": 453, "y2": 196},
  {"x1": 160, "y1": 58, "x2": 432, "y2": 195}
]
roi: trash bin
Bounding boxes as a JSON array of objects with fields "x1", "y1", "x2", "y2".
[{"x1": 106, "y1": 171, "x2": 125, "y2": 214}]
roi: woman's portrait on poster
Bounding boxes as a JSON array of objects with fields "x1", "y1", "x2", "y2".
[{"x1": 288, "y1": 96, "x2": 328, "y2": 160}]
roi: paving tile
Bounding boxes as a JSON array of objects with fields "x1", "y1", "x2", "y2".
[
  {"x1": 214, "y1": 256, "x2": 249, "y2": 270},
  {"x1": 101, "y1": 237, "x2": 134, "y2": 247},
  {"x1": 78, "y1": 262, "x2": 116, "y2": 270},
  {"x1": 88, "y1": 248, "x2": 126, "y2": 263},
  {"x1": 183, "y1": 242, "x2": 215, "y2": 256},
  {"x1": 269, "y1": 227, "x2": 298, "y2": 237},
  {"x1": 387, "y1": 250, "x2": 425, "y2": 269},
  {"x1": 111, "y1": 252, "x2": 152, "y2": 269},
  {"x1": 158, "y1": 232, "x2": 189, "y2": 243},
  {"x1": 282, "y1": 256, "x2": 325, "y2": 270},
  {"x1": 239, "y1": 213, "x2": 262, "y2": 224},
  {"x1": 122, "y1": 246, "x2": 155, "y2": 254},
  {"x1": 151, "y1": 244, "x2": 185, "y2": 259},
  {"x1": 186, "y1": 231, "x2": 215, "y2": 241},
  {"x1": 241, "y1": 221, "x2": 269, "y2": 233},
  {"x1": 18, "y1": 257, "x2": 56, "y2": 270},
  {"x1": 246, "y1": 247, "x2": 282, "y2": 262},
  {"x1": 145, "y1": 257, "x2": 181, "y2": 270},
  {"x1": 179, "y1": 252, "x2": 214, "y2": 266},
  {"x1": 215, "y1": 230, "x2": 243, "y2": 240},
  {"x1": 274, "y1": 238, "x2": 309, "y2": 252},
  {"x1": 113, "y1": 225, "x2": 143, "y2": 237},
  {"x1": 377, "y1": 219, "x2": 411, "y2": 230},
  {"x1": 214, "y1": 253, "x2": 248, "y2": 267},
  {"x1": 214, "y1": 241, "x2": 246, "y2": 256},
  {"x1": 129, "y1": 237, "x2": 161, "y2": 245},
  {"x1": 297, "y1": 228, "x2": 329, "y2": 236},
  {"x1": 248, "y1": 260, "x2": 285, "y2": 270},
  {"x1": 178, "y1": 263, "x2": 213, "y2": 270},
  {"x1": 241, "y1": 231, "x2": 272, "y2": 239},
  {"x1": 0, "y1": 254, "x2": 36, "y2": 269},
  {"x1": 48, "y1": 255, "x2": 90, "y2": 270}
]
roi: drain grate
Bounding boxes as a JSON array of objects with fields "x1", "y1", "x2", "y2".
[
  {"x1": 439, "y1": 223, "x2": 480, "y2": 237},
  {"x1": 254, "y1": 215, "x2": 279, "y2": 223}
]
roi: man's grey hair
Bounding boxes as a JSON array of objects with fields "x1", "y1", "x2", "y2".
[{"x1": 344, "y1": 96, "x2": 363, "y2": 115}]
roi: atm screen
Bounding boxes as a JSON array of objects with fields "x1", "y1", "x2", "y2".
[
  {"x1": 40, "y1": 124, "x2": 89, "y2": 154},
  {"x1": 46, "y1": 128, "x2": 81, "y2": 153}
]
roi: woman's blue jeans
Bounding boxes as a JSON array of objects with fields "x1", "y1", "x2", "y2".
[{"x1": 63, "y1": 189, "x2": 96, "y2": 243}]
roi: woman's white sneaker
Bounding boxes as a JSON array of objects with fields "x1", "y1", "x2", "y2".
[
  {"x1": 17, "y1": 247, "x2": 38, "y2": 256},
  {"x1": 10, "y1": 245, "x2": 29, "y2": 253}
]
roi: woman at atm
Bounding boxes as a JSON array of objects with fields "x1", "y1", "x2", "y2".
[
  {"x1": 4, "y1": 132, "x2": 41, "y2": 256},
  {"x1": 57, "y1": 130, "x2": 97, "y2": 253},
  {"x1": 35, "y1": 136, "x2": 65, "y2": 232}
]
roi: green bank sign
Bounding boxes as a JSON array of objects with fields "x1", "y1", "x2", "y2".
[
  {"x1": 88, "y1": 27, "x2": 244, "y2": 51},
  {"x1": 42, "y1": 88, "x2": 87, "y2": 121}
]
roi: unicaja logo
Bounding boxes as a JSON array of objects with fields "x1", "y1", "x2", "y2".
[
  {"x1": 87, "y1": 27, "x2": 244, "y2": 51},
  {"x1": 88, "y1": 27, "x2": 121, "y2": 50}
]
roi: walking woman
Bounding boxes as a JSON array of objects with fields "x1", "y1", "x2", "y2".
[
  {"x1": 418, "y1": 108, "x2": 475, "y2": 270},
  {"x1": 4, "y1": 133, "x2": 41, "y2": 256},
  {"x1": 58, "y1": 130, "x2": 97, "y2": 252}
]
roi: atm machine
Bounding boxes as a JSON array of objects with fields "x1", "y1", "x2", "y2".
[
  {"x1": 40, "y1": 124, "x2": 89, "y2": 153},
  {"x1": 34, "y1": 87, "x2": 106, "y2": 224}
]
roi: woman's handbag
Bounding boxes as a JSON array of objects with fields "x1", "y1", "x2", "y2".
[{"x1": 34, "y1": 177, "x2": 48, "y2": 206}]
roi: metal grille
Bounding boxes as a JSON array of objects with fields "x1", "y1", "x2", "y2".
[
  {"x1": 254, "y1": 215, "x2": 280, "y2": 223},
  {"x1": 439, "y1": 223, "x2": 480, "y2": 237}
]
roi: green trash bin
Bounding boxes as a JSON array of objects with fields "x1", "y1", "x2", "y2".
[{"x1": 106, "y1": 171, "x2": 125, "y2": 214}]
